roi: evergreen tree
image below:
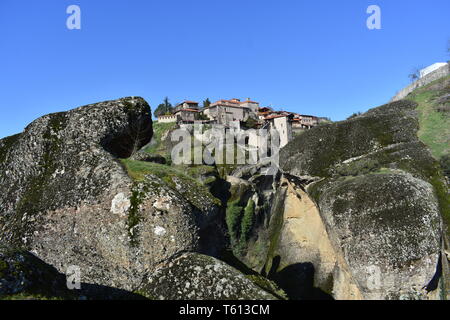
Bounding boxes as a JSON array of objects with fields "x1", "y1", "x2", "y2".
[
  {"x1": 203, "y1": 98, "x2": 211, "y2": 108},
  {"x1": 153, "y1": 97, "x2": 173, "y2": 118}
]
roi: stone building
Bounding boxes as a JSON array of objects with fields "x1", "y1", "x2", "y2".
[
  {"x1": 265, "y1": 114, "x2": 293, "y2": 148},
  {"x1": 203, "y1": 98, "x2": 253, "y2": 126},
  {"x1": 174, "y1": 101, "x2": 199, "y2": 112},
  {"x1": 174, "y1": 108, "x2": 199, "y2": 123},
  {"x1": 292, "y1": 114, "x2": 319, "y2": 129}
]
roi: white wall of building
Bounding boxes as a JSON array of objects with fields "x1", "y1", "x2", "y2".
[
  {"x1": 272, "y1": 117, "x2": 292, "y2": 148},
  {"x1": 158, "y1": 115, "x2": 177, "y2": 123}
]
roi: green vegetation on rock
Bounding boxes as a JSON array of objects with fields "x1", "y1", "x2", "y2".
[
  {"x1": 225, "y1": 180, "x2": 257, "y2": 256},
  {"x1": 440, "y1": 154, "x2": 450, "y2": 179},
  {"x1": 120, "y1": 159, "x2": 221, "y2": 209},
  {"x1": 241, "y1": 199, "x2": 255, "y2": 243},
  {"x1": 407, "y1": 75, "x2": 450, "y2": 159},
  {"x1": 143, "y1": 121, "x2": 177, "y2": 158}
]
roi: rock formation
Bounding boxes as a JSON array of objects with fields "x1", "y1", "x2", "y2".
[
  {"x1": 0, "y1": 97, "x2": 224, "y2": 294},
  {"x1": 138, "y1": 253, "x2": 277, "y2": 300},
  {"x1": 0, "y1": 96, "x2": 448, "y2": 300},
  {"x1": 277, "y1": 100, "x2": 447, "y2": 299}
]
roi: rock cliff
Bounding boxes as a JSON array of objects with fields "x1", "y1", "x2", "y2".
[
  {"x1": 277, "y1": 100, "x2": 448, "y2": 299},
  {"x1": 1, "y1": 96, "x2": 448, "y2": 300},
  {"x1": 0, "y1": 97, "x2": 224, "y2": 293}
]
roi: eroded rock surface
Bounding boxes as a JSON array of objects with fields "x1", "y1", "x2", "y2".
[
  {"x1": 139, "y1": 253, "x2": 277, "y2": 300},
  {"x1": 278, "y1": 100, "x2": 447, "y2": 299},
  {"x1": 0, "y1": 97, "x2": 223, "y2": 292}
]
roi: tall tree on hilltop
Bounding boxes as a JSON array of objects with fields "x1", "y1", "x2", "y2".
[
  {"x1": 153, "y1": 97, "x2": 173, "y2": 118},
  {"x1": 408, "y1": 66, "x2": 422, "y2": 83},
  {"x1": 203, "y1": 98, "x2": 211, "y2": 108}
]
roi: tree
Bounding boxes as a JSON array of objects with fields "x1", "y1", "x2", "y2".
[
  {"x1": 196, "y1": 113, "x2": 210, "y2": 121},
  {"x1": 203, "y1": 98, "x2": 211, "y2": 108},
  {"x1": 347, "y1": 112, "x2": 362, "y2": 120},
  {"x1": 153, "y1": 97, "x2": 173, "y2": 118},
  {"x1": 408, "y1": 67, "x2": 421, "y2": 83}
]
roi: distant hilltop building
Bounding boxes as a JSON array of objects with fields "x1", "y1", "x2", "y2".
[
  {"x1": 392, "y1": 62, "x2": 450, "y2": 102},
  {"x1": 157, "y1": 97, "x2": 325, "y2": 148},
  {"x1": 203, "y1": 98, "x2": 257, "y2": 126}
]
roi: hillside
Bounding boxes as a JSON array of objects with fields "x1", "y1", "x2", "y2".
[
  {"x1": 406, "y1": 75, "x2": 450, "y2": 160},
  {"x1": 142, "y1": 122, "x2": 178, "y2": 160}
]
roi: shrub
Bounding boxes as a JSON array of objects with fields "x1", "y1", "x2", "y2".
[
  {"x1": 240, "y1": 199, "x2": 255, "y2": 243},
  {"x1": 347, "y1": 112, "x2": 362, "y2": 120}
]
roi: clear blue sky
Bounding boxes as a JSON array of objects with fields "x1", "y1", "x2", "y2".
[{"x1": 1, "y1": 0, "x2": 449, "y2": 138}]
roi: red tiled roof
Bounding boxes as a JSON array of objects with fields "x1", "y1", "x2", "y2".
[
  {"x1": 210, "y1": 98, "x2": 259, "y2": 107},
  {"x1": 174, "y1": 108, "x2": 199, "y2": 113},
  {"x1": 212, "y1": 99, "x2": 240, "y2": 104},
  {"x1": 176, "y1": 101, "x2": 199, "y2": 107}
]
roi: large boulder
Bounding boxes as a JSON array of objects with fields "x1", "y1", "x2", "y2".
[
  {"x1": 278, "y1": 100, "x2": 448, "y2": 299},
  {"x1": 0, "y1": 97, "x2": 223, "y2": 292},
  {"x1": 138, "y1": 253, "x2": 277, "y2": 300}
]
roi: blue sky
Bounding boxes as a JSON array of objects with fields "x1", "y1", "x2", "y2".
[{"x1": 0, "y1": 0, "x2": 449, "y2": 138}]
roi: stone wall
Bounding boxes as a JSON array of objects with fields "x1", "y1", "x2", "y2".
[
  {"x1": 391, "y1": 63, "x2": 449, "y2": 102},
  {"x1": 158, "y1": 115, "x2": 177, "y2": 123}
]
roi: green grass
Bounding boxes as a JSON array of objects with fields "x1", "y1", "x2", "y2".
[
  {"x1": 0, "y1": 293, "x2": 66, "y2": 300},
  {"x1": 408, "y1": 75, "x2": 450, "y2": 160},
  {"x1": 120, "y1": 158, "x2": 182, "y2": 181},
  {"x1": 406, "y1": 75, "x2": 450, "y2": 237},
  {"x1": 144, "y1": 121, "x2": 177, "y2": 156},
  {"x1": 120, "y1": 159, "x2": 221, "y2": 208}
]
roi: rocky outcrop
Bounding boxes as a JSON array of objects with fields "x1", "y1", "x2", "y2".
[
  {"x1": 1, "y1": 95, "x2": 448, "y2": 300},
  {"x1": 222, "y1": 100, "x2": 448, "y2": 300},
  {"x1": 278, "y1": 100, "x2": 448, "y2": 299},
  {"x1": 138, "y1": 253, "x2": 277, "y2": 300},
  {"x1": 0, "y1": 97, "x2": 224, "y2": 293},
  {"x1": 0, "y1": 245, "x2": 72, "y2": 300}
]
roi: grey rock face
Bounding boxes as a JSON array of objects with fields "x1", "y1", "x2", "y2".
[
  {"x1": 0, "y1": 96, "x2": 152, "y2": 245},
  {"x1": 0, "y1": 97, "x2": 223, "y2": 292},
  {"x1": 139, "y1": 253, "x2": 277, "y2": 300},
  {"x1": 0, "y1": 245, "x2": 70, "y2": 299},
  {"x1": 313, "y1": 173, "x2": 441, "y2": 299},
  {"x1": 278, "y1": 100, "x2": 447, "y2": 299}
]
